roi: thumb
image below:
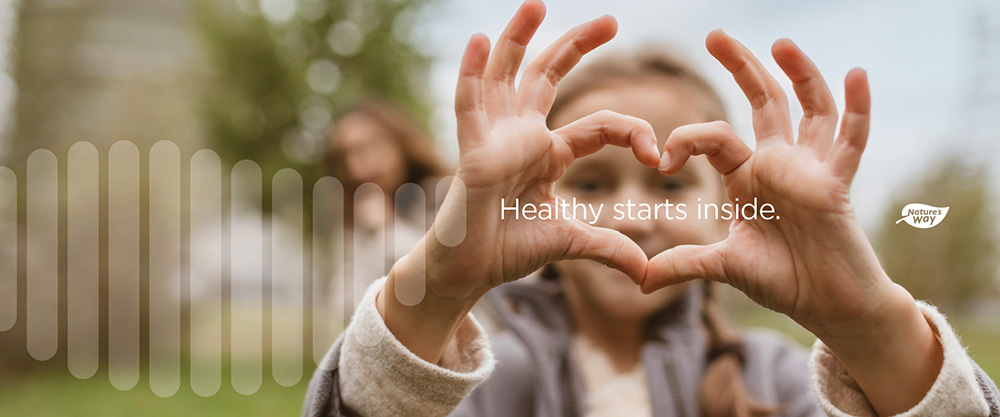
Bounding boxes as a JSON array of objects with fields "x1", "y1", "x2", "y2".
[
  {"x1": 560, "y1": 221, "x2": 648, "y2": 285},
  {"x1": 642, "y1": 242, "x2": 729, "y2": 293}
]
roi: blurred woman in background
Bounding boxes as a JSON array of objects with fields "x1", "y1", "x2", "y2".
[{"x1": 324, "y1": 97, "x2": 449, "y2": 308}]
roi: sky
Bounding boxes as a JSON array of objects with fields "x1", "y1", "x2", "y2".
[{"x1": 412, "y1": 0, "x2": 1000, "y2": 232}]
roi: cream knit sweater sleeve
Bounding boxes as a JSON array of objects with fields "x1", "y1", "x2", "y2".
[
  {"x1": 339, "y1": 279, "x2": 990, "y2": 417},
  {"x1": 338, "y1": 278, "x2": 495, "y2": 417},
  {"x1": 809, "y1": 301, "x2": 991, "y2": 416}
]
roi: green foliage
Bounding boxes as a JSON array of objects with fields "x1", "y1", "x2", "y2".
[
  {"x1": 193, "y1": 0, "x2": 435, "y2": 185},
  {"x1": 875, "y1": 156, "x2": 1000, "y2": 311}
]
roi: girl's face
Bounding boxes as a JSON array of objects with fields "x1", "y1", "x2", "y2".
[
  {"x1": 334, "y1": 113, "x2": 408, "y2": 191},
  {"x1": 550, "y1": 80, "x2": 729, "y2": 322}
]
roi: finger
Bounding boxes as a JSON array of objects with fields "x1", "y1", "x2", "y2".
[
  {"x1": 516, "y1": 15, "x2": 618, "y2": 117},
  {"x1": 552, "y1": 110, "x2": 660, "y2": 168},
  {"x1": 641, "y1": 242, "x2": 728, "y2": 293},
  {"x1": 828, "y1": 68, "x2": 871, "y2": 182},
  {"x1": 484, "y1": 0, "x2": 545, "y2": 86},
  {"x1": 455, "y1": 34, "x2": 491, "y2": 149},
  {"x1": 561, "y1": 221, "x2": 648, "y2": 285},
  {"x1": 772, "y1": 38, "x2": 838, "y2": 156},
  {"x1": 658, "y1": 121, "x2": 752, "y2": 176},
  {"x1": 706, "y1": 29, "x2": 793, "y2": 143}
]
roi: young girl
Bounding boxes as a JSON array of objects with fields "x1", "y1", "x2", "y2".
[{"x1": 304, "y1": 2, "x2": 1000, "y2": 416}]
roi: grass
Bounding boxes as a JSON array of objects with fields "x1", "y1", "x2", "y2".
[
  {"x1": 0, "y1": 367, "x2": 312, "y2": 417},
  {"x1": 951, "y1": 315, "x2": 1000, "y2": 381}
]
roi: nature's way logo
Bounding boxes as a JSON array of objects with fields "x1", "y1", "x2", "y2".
[{"x1": 895, "y1": 203, "x2": 949, "y2": 229}]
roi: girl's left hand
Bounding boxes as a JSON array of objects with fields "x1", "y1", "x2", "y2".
[{"x1": 643, "y1": 30, "x2": 942, "y2": 415}]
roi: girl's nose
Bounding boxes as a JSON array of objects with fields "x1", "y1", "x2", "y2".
[{"x1": 606, "y1": 188, "x2": 659, "y2": 242}]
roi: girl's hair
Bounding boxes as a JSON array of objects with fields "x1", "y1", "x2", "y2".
[
  {"x1": 324, "y1": 96, "x2": 449, "y2": 196},
  {"x1": 547, "y1": 45, "x2": 778, "y2": 417},
  {"x1": 548, "y1": 44, "x2": 727, "y2": 126}
]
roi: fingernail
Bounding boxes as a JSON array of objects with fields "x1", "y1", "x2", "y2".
[{"x1": 658, "y1": 150, "x2": 670, "y2": 172}]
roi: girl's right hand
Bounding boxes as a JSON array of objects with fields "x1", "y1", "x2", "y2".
[{"x1": 380, "y1": 0, "x2": 659, "y2": 362}]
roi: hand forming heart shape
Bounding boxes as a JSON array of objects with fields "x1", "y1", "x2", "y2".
[{"x1": 384, "y1": 0, "x2": 910, "y2": 366}]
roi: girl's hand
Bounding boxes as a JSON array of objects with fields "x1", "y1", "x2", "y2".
[
  {"x1": 381, "y1": 0, "x2": 658, "y2": 363},
  {"x1": 645, "y1": 29, "x2": 884, "y2": 344},
  {"x1": 428, "y1": 2, "x2": 660, "y2": 299},
  {"x1": 644, "y1": 30, "x2": 942, "y2": 415}
]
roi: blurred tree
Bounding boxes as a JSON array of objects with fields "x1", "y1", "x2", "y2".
[
  {"x1": 193, "y1": 0, "x2": 435, "y2": 187},
  {"x1": 875, "y1": 156, "x2": 999, "y2": 312}
]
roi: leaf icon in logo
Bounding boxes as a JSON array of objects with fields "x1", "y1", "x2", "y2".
[{"x1": 895, "y1": 203, "x2": 949, "y2": 229}]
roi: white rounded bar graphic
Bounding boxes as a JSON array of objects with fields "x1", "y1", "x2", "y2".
[
  {"x1": 190, "y1": 149, "x2": 223, "y2": 397},
  {"x1": 67, "y1": 142, "x2": 99, "y2": 379},
  {"x1": 26, "y1": 149, "x2": 58, "y2": 361},
  {"x1": 311, "y1": 177, "x2": 343, "y2": 368},
  {"x1": 271, "y1": 168, "x2": 304, "y2": 387},
  {"x1": 149, "y1": 141, "x2": 182, "y2": 397},
  {"x1": 393, "y1": 183, "x2": 426, "y2": 307},
  {"x1": 108, "y1": 141, "x2": 141, "y2": 390},
  {"x1": 230, "y1": 159, "x2": 263, "y2": 395}
]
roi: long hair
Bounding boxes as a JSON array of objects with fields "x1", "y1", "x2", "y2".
[{"x1": 547, "y1": 45, "x2": 778, "y2": 417}]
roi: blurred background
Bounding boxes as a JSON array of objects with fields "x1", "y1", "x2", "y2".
[{"x1": 0, "y1": 0, "x2": 997, "y2": 415}]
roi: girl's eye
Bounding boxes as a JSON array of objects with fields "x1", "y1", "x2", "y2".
[
  {"x1": 570, "y1": 178, "x2": 607, "y2": 193},
  {"x1": 656, "y1": 178, "x2": 686, "y2": 193}
]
